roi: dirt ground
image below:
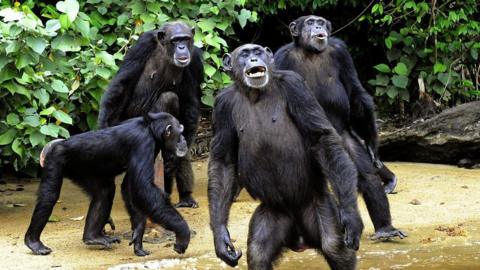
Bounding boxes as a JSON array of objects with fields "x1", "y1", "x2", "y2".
[{"x1": 1, "y1": 161, "x2": 480, "y2": 270}]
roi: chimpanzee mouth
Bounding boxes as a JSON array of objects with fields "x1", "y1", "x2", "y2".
[
  {"x1": 176, "y1": 56, "x2": 190, "y2": 64},
  {"x1": 245, "y1": 66, "x2": 267, "y2": 78},
  {"x1": 314, "y1": 33, "x2": 328, "y2": 40}
]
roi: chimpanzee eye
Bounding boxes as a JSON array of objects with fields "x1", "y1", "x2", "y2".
[
  {"x1": 254, "y1": 50, "x2": 262, "y2": 56},
  {"x1": 318, "y1": 20, "x2": 325, "y2": 26},
  {"x1": 307, "y1": 20, "x2": 313, "y2": 25},
  {"x1": 240, "y1": 51, "x2": 249, "y2": 58}
]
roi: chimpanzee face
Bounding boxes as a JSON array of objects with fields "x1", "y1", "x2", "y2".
[
  {"x1": 290, "y1": 15, "x2": 331, "y2": 52},
  {"x1": 222, "y1": 44, "x2": 274, "y2": 89},
  {"x1": 148, "y1": 112, "x2": 188, "y2": 157},
  {"x1": 157, "y1": 22, "x2": 195, "y2": 67}
]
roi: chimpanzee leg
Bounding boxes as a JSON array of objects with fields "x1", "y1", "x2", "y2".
[
  {"x1": 300, "y1": 195, "x2": 357, "y2": 270},
  {"x1": 344, "y1": 133, "x2": 407, "y2": 240},
  {"x1": 24, "y1": 160, "x2": 64, "y2": 255},
  {"x1": 247, "y1": 204, "x2": 293, "y2": 270},
  {"x1": 174, "y1": 155, "x2": 198, "y2": 208},
  {"x1": 83, "y1": 178, "x2": 121, "y2": 248},
  {"x1": 121, "y1": 176, "x2": 149, "y2": 256}
]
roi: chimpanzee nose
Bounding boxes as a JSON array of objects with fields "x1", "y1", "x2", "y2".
[
  {"x1": 179, "y1": 45, "x2": 185, "y2": 50},
  {"x1": 250, "y1": 57, "x2": 258, "y2": 62}
]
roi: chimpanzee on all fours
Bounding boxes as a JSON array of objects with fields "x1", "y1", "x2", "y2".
[
  {"x1": 98, "y1": 21, "x2": 203, "y2": 208},
  {"x1": 24, "y1": 113, "x2": 190, "y2": 257},
  {"x1": 208, "y1": 44, "x2": 364, "y2": 270},
  {"x1": 274, "y1": 15, "x2": 406, "y2": 240}
]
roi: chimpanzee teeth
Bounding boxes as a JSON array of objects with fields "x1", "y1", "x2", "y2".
[{"x1": 248, "y1": 72, "x2": 265, "y2": 78}]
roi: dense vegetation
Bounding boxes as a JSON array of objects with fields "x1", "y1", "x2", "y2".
[{"x1": 0, "y1": 0, "x2": 478, "y2": 174}]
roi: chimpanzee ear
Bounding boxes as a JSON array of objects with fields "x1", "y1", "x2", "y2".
[
  {"x1": 222, "y1": 53, "x2": 233, "y2": 71},
  {"x1": 191, "y1": 26, "x2": 195, "y2": 35},
  {"x1": 165, "y1": 124, "x2": 172, "y2": 137},
  {"x1": 326, "y1": 20, "x2": 332, "y2": 33},
  {"x1": 289, "y1": 21, "x2": 299, "y2": 37},
  {"x1": 157, "y1": 30, "x2": 166, "y2": 42},
  {"x1": 264, "y1": 47, "x2": 274, "y2": 64}
]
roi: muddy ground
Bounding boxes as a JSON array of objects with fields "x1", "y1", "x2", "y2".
[{"x1": 1, "y1": 161, "x2": 480, "y2": 270}]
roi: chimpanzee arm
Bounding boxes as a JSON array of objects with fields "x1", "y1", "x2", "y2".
[
  {"x1": 178, "y1": 93, "x2": 200, "y2": 147},
  {"x1": 178, "y1": 48, "x2": 204, "y2": 147},
  {"x1": 283, "y1": 72, "x2": 363, "y2": 250},
  {"x1": 208, "y1": 90, "x2": 242, "y2": 266},
  {"x1": 127, "y1": 143, "x2": 190, "y2": 253},
  {"x1": 335, "y1": 39, "x2": 379, "y2": 154}
]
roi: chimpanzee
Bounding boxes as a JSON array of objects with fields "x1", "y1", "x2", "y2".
[
  {"x1": 208, "y1": 44, "x2": 364, "y2": 269},
  {"x1": 274, "y1": 15, "x2": 406, "y2": 240},
  {"x1": 98, "y1": 21, "x2": 203, "y2": 208},
  {"x1": 25, "y1": 112, "x2": 191, "y2": 257}
]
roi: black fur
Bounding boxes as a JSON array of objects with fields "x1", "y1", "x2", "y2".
[
  {"x1": 98, "y1": 22, "x2": 203, "y2": 209},
  {"x1": 274, "y1": 15, "x2": 406, "y2": 240},
  {"x1": 24, "y1": 113, "x2": 190, "y2": 256},
  {"x1": 208, "y1": 44, "x2": 363, "y2": 269}
]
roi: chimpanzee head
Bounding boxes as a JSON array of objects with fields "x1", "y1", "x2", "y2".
[
  {"x1": 222, "y1": 44, "x2": 274, "y2": 89},
  {"x1": 157, "y1": 21, "x2": 195, "y2": 67},
  {"x1": 289, "y1": 15, "x2": 332, "y2": 52},
  {"x1": 147, "y1": 112, "x2": 188, "y2": 157}
]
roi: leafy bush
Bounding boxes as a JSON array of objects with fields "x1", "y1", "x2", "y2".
[
  {"x1": 365, "y1": 0, "x2": 479, "y2": 111},
  {"x1": 0, "y1": 0, "x2": 257, "y2": 175}
]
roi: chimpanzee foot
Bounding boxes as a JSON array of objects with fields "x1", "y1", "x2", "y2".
[
  {"x1": 25, "y1": 240, "x2": 52, "y2": 255},
  {"x1": 383, "y1": 176, "x2": 398, "y2": 194},
  {"x1": 84, "y1": 235, "x2": 119, "y2": 248},
  {"x1": 175, "y1": 195, "x2": 198, "y2": 208},
  {"x1": 371, "y1": 227, "x2": 407, "y2": 241},
  {"x1": 134, "y1": 247, "x2": 151, "y2": 257}
]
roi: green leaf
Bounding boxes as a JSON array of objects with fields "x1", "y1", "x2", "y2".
[
  {"x1": 6, "y1": 113, "x2": 20, "y2": 125},
  {"x1": 386, "y1": 87, "x2": 398, "y2": 99},
  {"x1": 437, "y1": 73, "x2": 450, "y2": 86},
  {"x1": 3, "y1": 82, "x2": 31, "y2": 99},
  {"x1": 117, "y1": 14, "x2": 129, "y2": 26},
  {"x1": 33, "y1": 89, "x2": 50, "y2": 106},
  {"x1": 0, "y1": 55, "x2": 10, "y2": 70},
  {"x1": 433, "y1": 63, "x2": 447, "y2": 74},
  {"x1": 0, "y1": 129, "x2": 17, "y2": 145},
  {"x1": 56, "y1": 0, "x2": 79, "y2": 22},
  {"x1": 391, "y1": 75, "x2": 409, "y2": 89},
  {"x1": 48, "y1": 215, "x2": 60, "y2": 222},
  {"x1": 470, "y1": 48, "x2": 478, "y2": 60},
  {"x1": 385, "y1": 37, "x2": 393, "y2": 49},
  {"x1": 6, "y1": 40, "x2": 19, "y2": 54},
  {"x1": 393, "y1": 62, "x2": 408, "y2": 76},
  {"x1": 40, "y1": 124, "x2": 60, "y2": 137},
  {"x1": 45, "y1": 19, "x2": 61, "y2": 32},
  {"x1": 97, "y1": 51, "x2": 115, "y2": 66},
  {"x1": 51, "y1": 79, "x2": 69, "y2": 93},
  {"x1": 201, "y1": 94, "x2": 214, "y2": 107},
  {"x1": 12, "y1": 138, "x2": 23, "y2": 157},
  {"x1": 29, "y1": 131, "x2": 45, "y2": 147},
  {"x1": 198, "y1": 19, "x2": 215, "y2": 32},
  {"x1": 15, "y1": 51, "x2": 36, "y2": 69},
  {"x1": 59, "y1": 14, "x2": 72, "y2": 29},
  {"x1": 204, "y1": 64, "x2": 216, "y2": 77},
  {"x1": 95, "y1": 67, "x2": 111, "y2": 79},
  {"x1": 75, "y1": 19, "x2": 90, "y2": 38},
  {"x1": 53, "y1": 110, "x2": 73, "y2": 125},
  {"x1": 51, "y1": 34, "x2": 81, "y2": 52},
  {"x1": 40, "y1": 106, "x2": 56, "y2": 116},
  {"x1": 26, "y1": 37, "x2": 47, "y2": 54},
  {"x1": 373, "y1": 64, "x2": 391, "y2": 73},
  {"x1": 23, "y1": 115, "x2": 40, "y2": 127},
  {"x1": 238, "y1": 9, "x2": 251, "y2": 28}
]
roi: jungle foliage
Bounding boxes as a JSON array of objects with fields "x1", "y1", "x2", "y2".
[{"x1": 0, "y1": 0, "x2": 478, "y2": 174}]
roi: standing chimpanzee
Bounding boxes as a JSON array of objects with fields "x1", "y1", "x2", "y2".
[
  {"x1": 274, "y1": 15, "x2": 406, "y2": 240},
  {"x1": 208, "y1": 44, "x2": 364, "y2": 269},
  {"x1": 25, "y1": 112, "x2": 191, "y2": 256},
  {"x1": 98, "y1": 21, "x2": 202, "y2": 208}
]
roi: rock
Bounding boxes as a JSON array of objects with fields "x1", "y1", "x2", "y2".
[
  {"x1": 409, "y1": 199, "x2": 421, "y2": 205},
  {"x1": 380, "y1": 101, "x2": 480, "y2": 164}
]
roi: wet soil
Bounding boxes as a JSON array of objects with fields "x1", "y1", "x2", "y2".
[{"x1": 1, "y1": 162, "x2": 480, "y2": 270}]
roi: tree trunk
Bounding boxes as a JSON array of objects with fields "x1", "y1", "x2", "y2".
[{"x1": 379, "y1": 101, "x2": 480, "y2": 164}]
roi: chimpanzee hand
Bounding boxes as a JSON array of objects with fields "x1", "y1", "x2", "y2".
[
  {"x1": 174, "y1": 228, "x2": 190, "y2": 254},
  {"x1": 340, "y1": 208, "x2": 363, "y2": 250},
  {"x1": 214, "y1": 226, "x2": 242, "y2": 267}
]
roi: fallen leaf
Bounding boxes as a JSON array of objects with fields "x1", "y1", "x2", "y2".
[
  {"x1": 70, "y1": 216, "x2": 84, "y2": 221},
  {"x1": 48, "y1": 215, "x2": 60, "y2": 222}
]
